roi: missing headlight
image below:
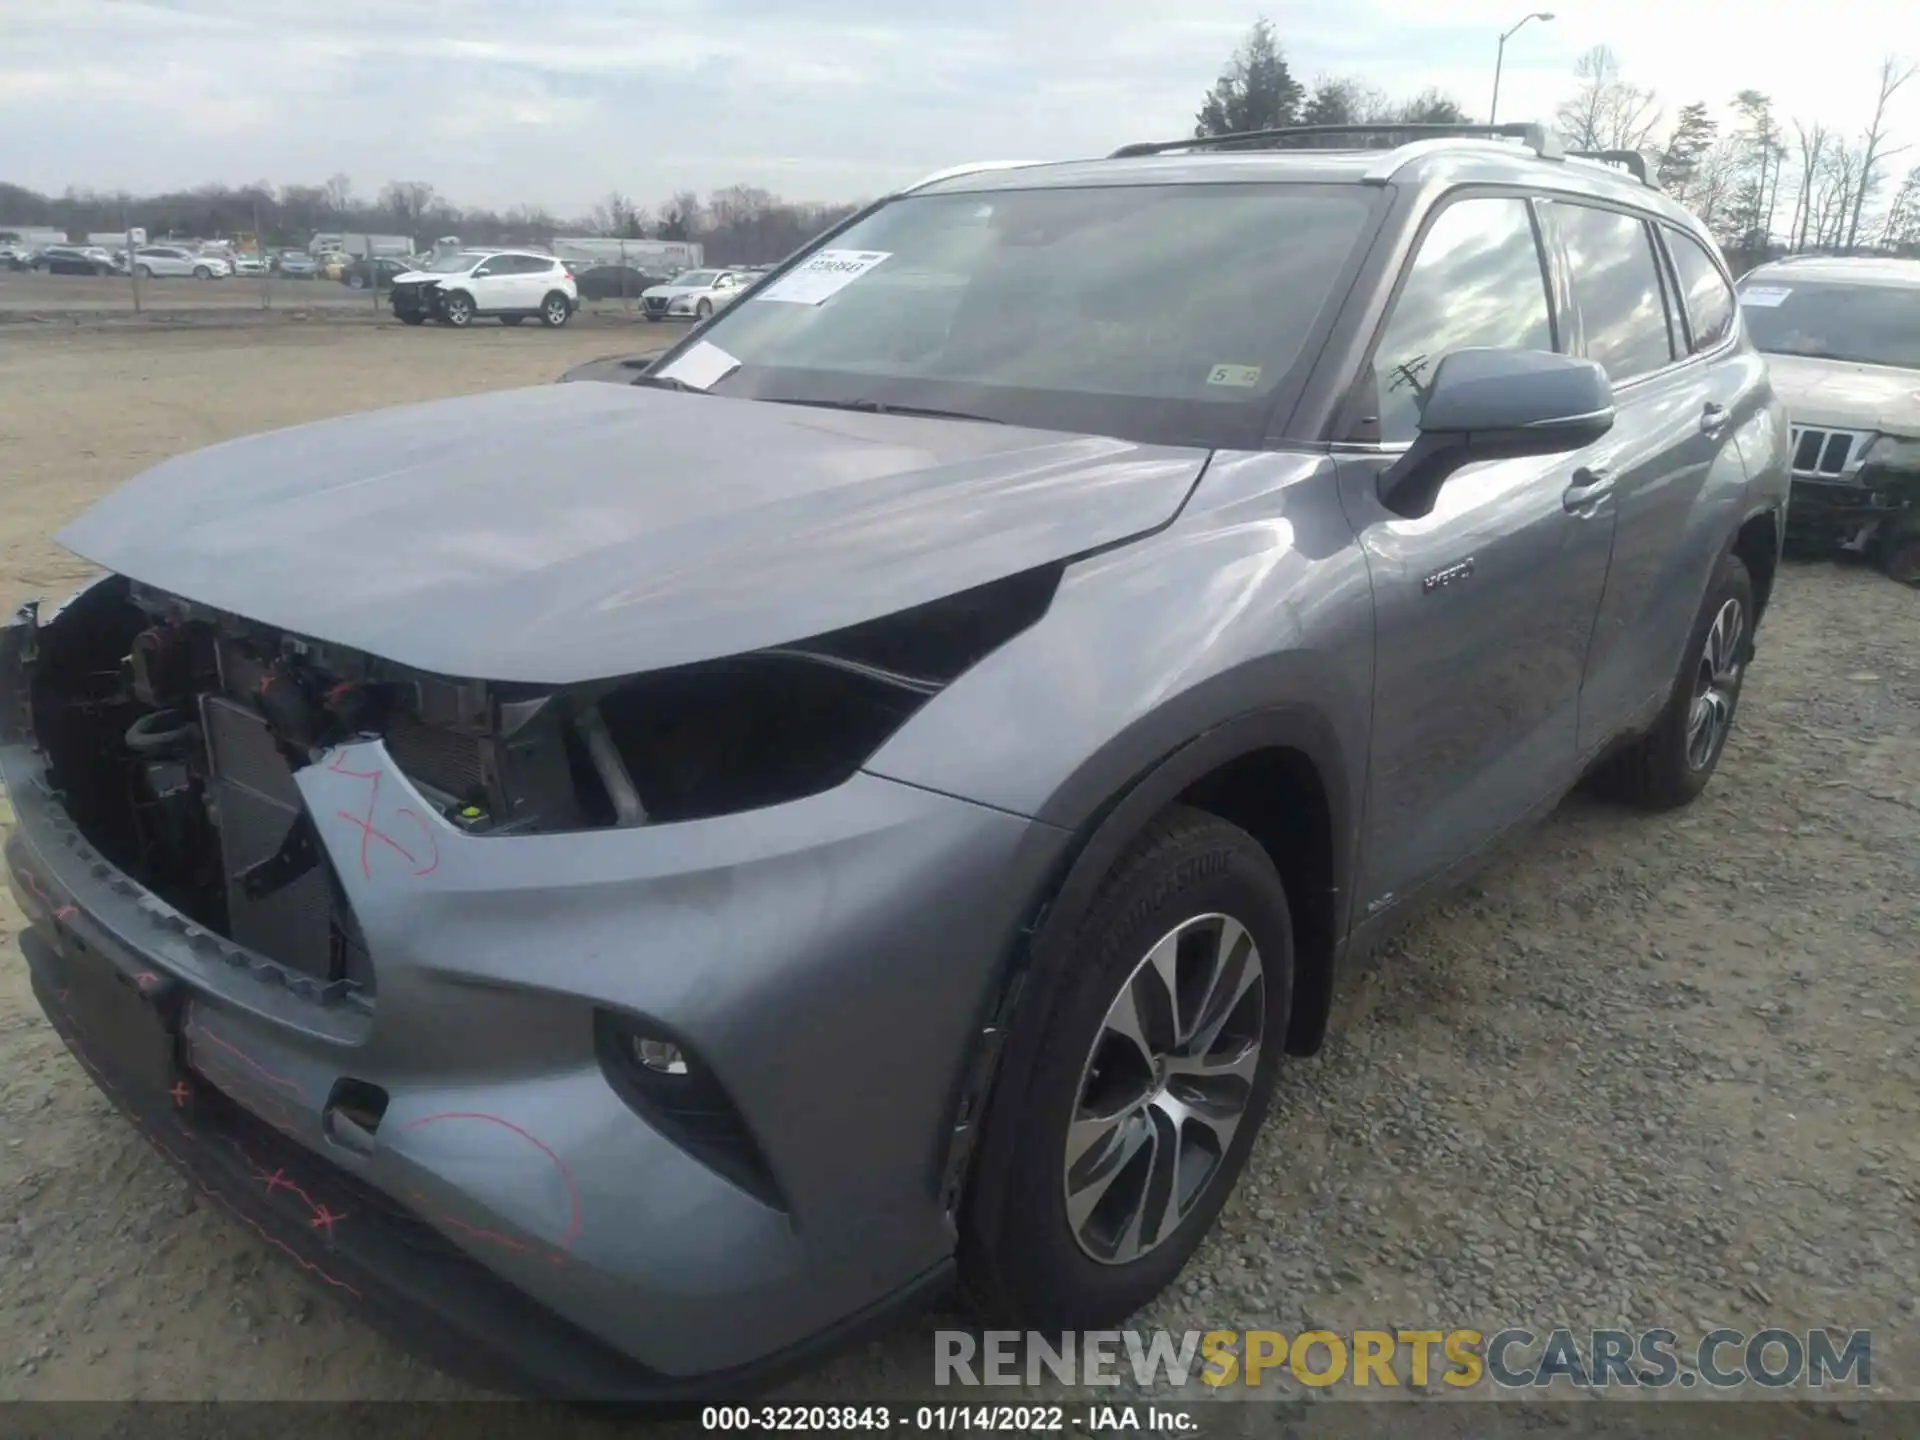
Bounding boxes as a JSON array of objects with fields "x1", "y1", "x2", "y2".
[{"x1": 572, "y1": 564, "x2": 1062, "y2": 826}]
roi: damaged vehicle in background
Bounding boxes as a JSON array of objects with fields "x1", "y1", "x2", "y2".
[
  {"x1": 1738, "y1": 255, "x2": 1920, "y2": 586},
  {"x1": 5, "y1": 123, "x2": 1789, "y2": 1401},
  {"x1": 388, "y1": 248, "x2": 578, "y2": 328}
]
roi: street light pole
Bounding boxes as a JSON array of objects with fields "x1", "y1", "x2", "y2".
[{"x1": 1490, "y1": 11, "x2": 1555, "y2": 124}]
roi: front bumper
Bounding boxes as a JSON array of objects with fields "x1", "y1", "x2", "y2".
[
  {"x1": 2, "y1": 606, "x2": 1064, "y2": 1396},
  {"x1": 1786, "y1": 468, "x2": 1920, "y2": 547}
]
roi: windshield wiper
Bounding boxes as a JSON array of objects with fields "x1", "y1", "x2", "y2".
[{"x1": 763, "y1": 396, "x2": 1005, "y2": 425}]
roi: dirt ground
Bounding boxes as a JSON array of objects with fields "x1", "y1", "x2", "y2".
[{"x1": 0, "y1": 321, "x2": 1915, "y2": 1427}]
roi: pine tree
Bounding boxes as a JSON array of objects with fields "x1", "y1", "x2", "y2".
[
  {"x1": 1195, "y1": 19, "x2": 1304, "y2": 138},
  {"x1": 1657, "y1": 102, "x2": 1718, "y2": 198}
]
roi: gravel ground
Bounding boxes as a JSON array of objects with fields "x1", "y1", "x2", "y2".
[{"x1": 0, "y1": 322, "x2": 1915, "y2": 1429}]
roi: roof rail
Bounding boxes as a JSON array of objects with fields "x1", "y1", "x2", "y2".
[
  {"x1": 899, "y1": 160, "x2": 1045, "y2": 194},
  {"x1": 1566, "y1": 148, "x2": 1656, "y2": 187},
  {"x1": 1109, "y1": 121, "x2": 1564, "y2": 161}
]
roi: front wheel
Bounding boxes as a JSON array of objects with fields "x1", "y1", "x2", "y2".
[
  {"x1": 960, "y1": 805, "x2": 1292, "y2": 1331},
  {"x1": 440, "y1": 292, "x2": 474, "y2": 327},
  {"x1": 694, "y1": 298, "x2": 712, "y2": 320},
  {"x1": 1593, "y1": 551, "x2": 1754, "y2": 809}
]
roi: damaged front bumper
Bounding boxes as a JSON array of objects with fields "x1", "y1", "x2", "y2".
[
  {"x1": 2, "y1": 596, "x2": 1060, "y2": 1399},
  {"x1": 1785, "y1": 463, "x2": 1920, "y2": 550}
]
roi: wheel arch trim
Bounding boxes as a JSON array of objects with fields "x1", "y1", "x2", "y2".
[{"x1": 944, "y1": 704, "x2": 1357, "y2": 1240}]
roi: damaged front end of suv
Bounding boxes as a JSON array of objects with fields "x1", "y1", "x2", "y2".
[{"x1": 1, "y1": 371, "x2": 1219, "y2": 1397}]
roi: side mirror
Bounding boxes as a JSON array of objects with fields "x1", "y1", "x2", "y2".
[{"x1": 1379, "y1": 348, "x2": 1615, "y2": 518}]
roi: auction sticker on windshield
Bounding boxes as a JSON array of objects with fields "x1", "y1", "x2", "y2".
[
  {"x1": 654, "y1": 339, "x2": 742, "y2": 390},
  {"x1": 756, "y1": 250, "x2": 892, "y2": 305},
  {"x1": 1739, "y1": 286, "x2": 1792, "y2": 307}
]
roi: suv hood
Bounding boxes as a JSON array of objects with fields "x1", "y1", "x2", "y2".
[
  {"x1": 1763, "y1": 353, "x2": 1920, "y2": 438},
  {"x1": 57, "y1": 381, "x2": 1207, "y2": 685}
]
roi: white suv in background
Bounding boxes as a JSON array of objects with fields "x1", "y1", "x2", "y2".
[
  {"x1": 388, "y1": 249, "x2": 579, "y2": 328},
  {"x1": 1739, "y1": 256, "x2": 1920, "y2": 585},
  {"x1": 132, "y1": 246, "x2": 231, "y2": 280}
]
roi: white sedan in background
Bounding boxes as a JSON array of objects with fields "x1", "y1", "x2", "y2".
[
  {"x1": 639, "y1": 268, "x2": 753, "y2": 321},
  {"x1": 131, "y1": 246, "x2": 231, "y2": 279}
]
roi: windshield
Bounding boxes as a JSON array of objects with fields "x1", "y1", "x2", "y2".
[
  {"x1": 674, "y1": 270, "x2": 719, "y2": 287},
  {"x1": 674, "y1": 183, "x2": 1375, "y2": 447},
  {"x1": 1740, "y1": 279, "x2": 1920, "y2": 371},
  {"x1": 426, "y1": 252, "x2": 484, "y2": 273}
]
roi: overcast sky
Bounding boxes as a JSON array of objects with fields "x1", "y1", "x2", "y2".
[{"x1": 2, "y1": 0, "x2": 1914, "y2": 213}]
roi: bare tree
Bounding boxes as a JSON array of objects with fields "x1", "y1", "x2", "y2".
[
  {"x1": 322, "y1": 173, "x2": 353, "y2": 218},
  {"x1": 1881, "y1": 164, "x2": 1920, "y2": 247},
  {"x1": 378, "y1": 180, "x2": 438, "y2": 236},
  {"x1": 1790, "y1": 121, "x2": 1831, "y2": 251},
  {"x1": 1818, "y1": 148, "x2": 1862, "y2": 248},
  {"x1": 1555, "y1": 46, "x2": 1663, "y2": 151},
  {"x1": 1846, "y1": 55, "x2": 1917, "y2": 250}
]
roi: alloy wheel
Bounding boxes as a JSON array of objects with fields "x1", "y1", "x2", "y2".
[
  {"x1": 1686, "y1": 596, "x2": 1744, "y2": 771},
  {"x1": 545, "y1": 297, "x2": 569, "y2": 326},
  {"x1": 1063, "y1": 913, "x2": 1265, "y2": 1265}
]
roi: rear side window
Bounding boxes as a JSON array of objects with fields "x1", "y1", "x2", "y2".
[
  {"x1": 1665, "y1": 229, "x2": 1737, "y2": 352},
  {"x1": 1547, "y1": 203, "x2": 1675, "y2": 383},
  {"x1": 1367, "y1": 196, "x2": 1554, "y2": 444}
]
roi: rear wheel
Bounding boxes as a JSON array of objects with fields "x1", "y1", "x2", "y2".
[
  {"x1": 193, "y1": 265, "x2": 212, "y2": 280},
  {"x1": 135, "y1": 265, "x2": 153, "y2": 280},
  {"x1": 541, "y1": 292, "x2": 572, "y2": 328},
  {"x1": 961, "y1": 806, "x2": 1292, "y2": 1330},
  {"x1": 1593, "y1": 552, "x2": 1753, "y2": 810},
  {"x1": 441, "y1": 292, "x2": 474, "y2": 327}
]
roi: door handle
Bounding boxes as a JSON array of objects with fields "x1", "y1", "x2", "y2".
[
  {"x1": 1700, "y1": 402, "x2": 1730, "y2": 436},
  {"x1": 1562, "y1": 465, "x2": 1614, "y2": 514}
]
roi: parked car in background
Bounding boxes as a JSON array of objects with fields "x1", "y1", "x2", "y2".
[
  {"x1": 573, "y1": 263, "x2": 673, "y2": 303},
  {"x1": 232, "y1": 254, "x2": 268, "y2": 277},
  {"x1": 639, "y1": 267, "x2": 751, "y2": 320},
  {"x1": 131, "y1": 246, "x2": 230, "y2": 280},
  {"x1": 388, "y1": 248, "x2": 577, "y2": 327},
  {"x1": 4, "y1": 126, "x2": 1789, "y2": 1401},
  {"x1": 0, "y1": 243, "x2": 37, "y2": 271},
  {"x1": 339, "y1": 256, "x2": 411, "y2": 291},
  {"x1": 275, "y1": 250, "x2": 319, "y2": 278},
  {"x1": 36, "y1": 245, "x2": 121, "y2": 276},
  {"x1": 1737, "y1": 255, "x2": 1920, "y2": 585}
]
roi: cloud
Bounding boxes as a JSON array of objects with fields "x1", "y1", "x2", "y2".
[{"x1": 1, "y1": 0, "x2": 1913, "y2": 212}]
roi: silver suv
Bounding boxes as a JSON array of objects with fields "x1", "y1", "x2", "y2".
[
  {"x1": 5, "y1": 123, "x2": 1789, "y2": 1400},
  {"x1": 1736, "y1": 254, "x2": 1920, "y2": 584}
]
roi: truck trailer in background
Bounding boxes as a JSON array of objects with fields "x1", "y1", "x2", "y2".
[
  {"x1": 308, "y1": 232, "x2": 416, "y2": 258},
  {"x1": 550, "y1": 237, "x2": 703, "y2": 274}
]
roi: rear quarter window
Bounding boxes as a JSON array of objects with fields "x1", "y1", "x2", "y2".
[
  {"x1": 1665, "y1": 228, "x2": 1737, "y2": 352},
  {"x1": 1545, "y1": 202, "x2": 1676, "y2": 383}
]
